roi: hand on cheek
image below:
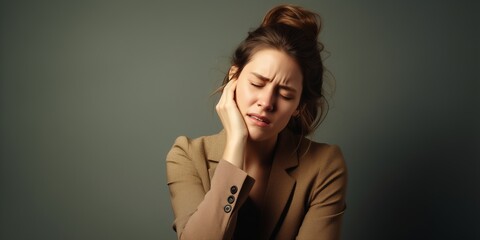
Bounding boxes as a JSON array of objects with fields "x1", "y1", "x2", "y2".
[{"x1": 215, "y1": 80, "x2": 248, "y2": 168}]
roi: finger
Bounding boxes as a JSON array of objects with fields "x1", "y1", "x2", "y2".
[
  {"x1": 216, "y1": 80, "x2": 235, "y2": 112},
  {"x1": 226, "y1": 80, "x2": 237, "y2": 101},
  {"x1": 219, "y1": 80, "x2": 236, "y2": 107},
  {"x1": 219, "y1": 80, "x2": 233, "y2": 101}
]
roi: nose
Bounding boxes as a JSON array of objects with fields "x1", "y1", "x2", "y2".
[{"x1": 256, "y1": 88, "x2": 275, "y2": 112}]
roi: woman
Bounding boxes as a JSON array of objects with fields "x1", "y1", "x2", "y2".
[{"x1": 166, "y1": 4, "x2": 347, "y2": 240}]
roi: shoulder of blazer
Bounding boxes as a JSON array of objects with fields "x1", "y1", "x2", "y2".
[
  {"x1": 295, "y1": 139, "x2": 347, "y2": 189},
  {"x1": 167, "y1": 130, "x2": 227, "y2": 192},
  {"x1": 171, "y1": 130, "x2": 226, "y2": 163},
  {"x1": 304, "y1": 141, "x2": 346, "y2": 169}
]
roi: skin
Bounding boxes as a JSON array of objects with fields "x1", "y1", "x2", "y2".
[{"x1": 215, "y1": 48, "x2": 303, "y2": 206}]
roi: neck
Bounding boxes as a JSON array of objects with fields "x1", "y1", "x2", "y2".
[{"x1": 245, "y1": 135, "x2": 278, "y2": 165}]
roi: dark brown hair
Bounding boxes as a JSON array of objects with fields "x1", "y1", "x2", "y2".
[{"x1": 219, "y1": 4, "x2": 328, "y2": 136}]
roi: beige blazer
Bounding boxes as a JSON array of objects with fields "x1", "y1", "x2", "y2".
[{"x1": 166, "y1": 129, "x2": 347, "y2": 240}]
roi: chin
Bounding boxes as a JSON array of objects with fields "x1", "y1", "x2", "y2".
[{"x1": 247, "y1": 127, "x2": 277, "y2": 142}]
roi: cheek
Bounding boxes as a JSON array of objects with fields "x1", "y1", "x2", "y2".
[
  {"x1": 278, "y1": 102, "x2": 300, "y2": 120},
  {"x1": 281, "y1": 105, "x2": 296, "y2": 118},
  {"x1": 234, "y1": 82, "x2": 249, "y2": 113},
  {"x1": 235, "y1": 82, "x2": 252, "y2": 105}
]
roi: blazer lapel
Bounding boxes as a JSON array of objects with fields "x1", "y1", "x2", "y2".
[{"x1": 260, "y1": 130, "x2": 299, "y2": 239}]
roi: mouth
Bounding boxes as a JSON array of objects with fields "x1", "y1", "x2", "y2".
[{"x1": 247, "y1": 113, "x2": 271, "y2": 125}]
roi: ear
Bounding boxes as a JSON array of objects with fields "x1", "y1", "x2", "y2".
[{"x1": 228, "y1": 66, "x2": 239, "y2": 80}]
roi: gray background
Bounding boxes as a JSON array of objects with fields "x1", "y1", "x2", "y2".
[{"x1": 1, "y1": 0, "x2": 479, "y2": 239}]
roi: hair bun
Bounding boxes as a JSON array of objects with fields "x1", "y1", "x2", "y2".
[{"x1": 261, "y1": 4, "x2": 321, "y2": 39}]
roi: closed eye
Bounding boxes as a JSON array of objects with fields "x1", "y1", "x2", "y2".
[
  {"x1": 279, "y1": 89, "x2": 295, "y2": 100},
  {"x1": 281, "y1": 95, "x2": 293, "y2": 100},
  {"x1": 250, "y1": 81, "x2": 264, "y2": 87}
]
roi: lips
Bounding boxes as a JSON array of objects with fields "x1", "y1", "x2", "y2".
[{"x1": 247, "y1": 113, "x2": 271, "y2": 124}]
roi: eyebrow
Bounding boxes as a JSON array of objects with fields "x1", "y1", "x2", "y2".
[{"x1": 251, "y1": 72, "x2": 297, "y2": 93}]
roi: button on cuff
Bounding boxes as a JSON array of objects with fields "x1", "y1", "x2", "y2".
[
  {"x1": 224, "y1": 204, "x2": 232, "y2": 213},
  {"x1": 230, "y1": 186, "x2": 238, "y2": 194},
  {"x1": 227, "y1": 195, "x2": 235, "y2": 204}
]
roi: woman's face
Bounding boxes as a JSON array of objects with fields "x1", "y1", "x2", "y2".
[{"x1": 233, "y1": 48, "x2": 303, "y2": 142}]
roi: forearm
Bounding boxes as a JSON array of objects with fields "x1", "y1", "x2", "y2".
[{"x1": 177, "y1": 160, "x2": 254, "y2": 240}]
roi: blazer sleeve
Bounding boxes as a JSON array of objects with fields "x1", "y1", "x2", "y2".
[
  {"x1": 296, "y1": 145, "x2": 348, "y2": 240},
  {"x1": 166, "y1": 136, "x2": 255, "y2": 240}
]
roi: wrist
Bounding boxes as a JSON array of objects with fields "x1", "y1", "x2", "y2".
[{"x1": 223, "y1": 139, "x2": 246, "y2": 169}]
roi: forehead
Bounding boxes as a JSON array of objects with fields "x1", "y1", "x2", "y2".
[{"x1": 244, "y1": 49, "x2": 303, "y2": 87}]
